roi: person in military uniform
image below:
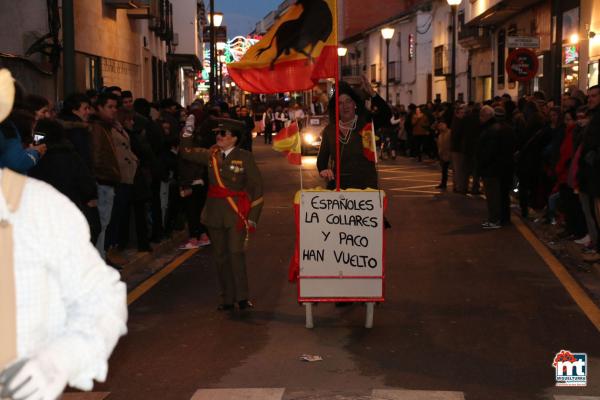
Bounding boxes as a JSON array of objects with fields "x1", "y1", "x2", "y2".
[{"x1": 180, "y1": 118, "x2": 264, "y2": 311}]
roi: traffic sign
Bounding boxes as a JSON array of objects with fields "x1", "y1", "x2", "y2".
[
  {"x1": 506, "y1": 48, "x2": 539, "y2": 82},
  {"x1": 507, "y1": 36, "x2": 540, "y2": 49}
]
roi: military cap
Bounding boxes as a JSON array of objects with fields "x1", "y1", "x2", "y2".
[{"x1": 212, "y1": 117, "x2": 245, "y2": 140}]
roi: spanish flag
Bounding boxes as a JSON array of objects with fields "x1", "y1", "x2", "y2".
[
  {"x1": 273, "y1": 122, "x2": 302, "y2": 165},
  {"x1": 228, "y1": 0, "x2": 337, "y2": 94},
  {"x1": 359, "y1": 122, "x2": 377, "y2": 162}
]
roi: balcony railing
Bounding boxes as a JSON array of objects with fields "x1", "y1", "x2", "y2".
[
  {"x1": 341, "y1": 64, "x2": 364, "y2": 77},
  {"x1": 458, "y1": 24, "x2": 490, "y2": 49}
]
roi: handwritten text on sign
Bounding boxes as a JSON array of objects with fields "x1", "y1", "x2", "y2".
[{"x1": 299, "y1": 191, "x2": 383, "y2": 278}]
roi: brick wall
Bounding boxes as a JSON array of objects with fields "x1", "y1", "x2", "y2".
[{"x1": 342, "y1": 0, "x2": 418, "y2": 39}]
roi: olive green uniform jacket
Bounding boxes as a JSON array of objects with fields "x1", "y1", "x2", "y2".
[{"x1": 180, "y1": 136, "x2": 264, "y2": 228}]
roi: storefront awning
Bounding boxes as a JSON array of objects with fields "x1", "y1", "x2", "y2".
[{"x1": 167, "y1": 54, "x2": 202, "y2": 72}]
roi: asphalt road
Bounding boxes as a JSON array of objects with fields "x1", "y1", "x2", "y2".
[{"x1": 93, "y1": 141, "x2": 600, "y2": 400}]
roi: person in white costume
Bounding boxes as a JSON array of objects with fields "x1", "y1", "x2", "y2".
[{"x1": 0, "y1": 69, "x2": 128, "y2": 400}]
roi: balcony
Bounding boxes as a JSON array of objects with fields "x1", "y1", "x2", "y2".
[
  {"x1": 341, "y1": 64, "x2": 364, "y2": 78},
  {"x1": 104, "y1": 0, "x2": 150, "y2": 9},
  {"x1": 458, "y1": 24, "x2": 490, "y2": 49}
]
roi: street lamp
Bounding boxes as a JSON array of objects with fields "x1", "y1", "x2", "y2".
[
  {"x1": 380, "y1": 27, "x2": 395, "y2": 102},
  {"x1": 207, "y1": 12, "x2": 223, "y2": 27},
  {"x1": 447, "y1": 0, "x2": 462, "y2": 103},
  {"x1": 337, "y1": 47, "x2": 348, "y2": 57}
]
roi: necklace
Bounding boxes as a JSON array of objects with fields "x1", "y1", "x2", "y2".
[{"x1": 338, "y1": 116, "x2": 357, "y2": 145}]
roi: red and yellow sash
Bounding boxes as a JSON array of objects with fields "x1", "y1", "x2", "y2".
[{"x1": 208, "y1": 151, "x2": 254, "y2": 233}]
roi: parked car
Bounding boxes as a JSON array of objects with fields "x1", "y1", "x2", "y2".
[{"x1": 300, "y1": 115, "x2": 328, "y2": 155}]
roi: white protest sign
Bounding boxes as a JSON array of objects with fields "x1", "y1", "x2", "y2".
[{"x1": 298, "y1": 190, "x2": 385, "y2": 300}]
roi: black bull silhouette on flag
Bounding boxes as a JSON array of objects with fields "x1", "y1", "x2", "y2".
[{"x1": 256, "y1": 0, "x2": 333, "y2": 69}]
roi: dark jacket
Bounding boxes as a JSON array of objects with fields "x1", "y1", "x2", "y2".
[
  {"x1": 58, "y1": 113, "x2": 93, "y2": 171},
  {"x1": 29, "y1": 142, "x2": 97, "y2": 208},
  {"x1": 477, "y1": 118, "x2": 515, "y2": 178},
  {"x1": 577, "y1": 106, "x2": 600, "y2": 197},
  {"x1": 450, "y1": 117, "x2": 467, "y2": 153},
  {"x1": 317, "y1": 116, "x2": 378, "y2": 189}
]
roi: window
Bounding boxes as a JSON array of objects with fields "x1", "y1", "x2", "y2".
[
  {"x1": 388, "y1": 61, "x2": 396, "y2": 81},
  {"x1": 85, "y1": 55, "x2": 102, "y2": 90},
  {"x1": 497, "y1": 29, "x2": 505, "y2": 86},
  {"x1": 371, "y1": 64, "x2": 377, "y2": 83},
  {"x1": 434, "y1": 45, "x2": 445, "y2": 76}
]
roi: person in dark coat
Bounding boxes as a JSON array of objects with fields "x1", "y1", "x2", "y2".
[
  {"x1": 58, "y1": 93, "x2": 93, "y2": 170},
  {"x1": 237, "y1": 106, "x2": 255, "y2": 152},
  {"x1": 29, "y1": 119, "x2": 100, "y2": 242},
  {"x1": 317, "y1": 79, "x2": 379, "y2": 190},
  {"x1": 477, "y1": 106, "x2": 515, "y2": 229}
]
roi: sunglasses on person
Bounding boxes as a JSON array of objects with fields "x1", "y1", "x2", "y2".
[{"x1": 215, "y1": 130, "x2": 232, "y2": 137}]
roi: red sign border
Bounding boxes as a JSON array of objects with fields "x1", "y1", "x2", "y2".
[{"x1": 506, "y1": 48, "x2": 539, "y2": 82}]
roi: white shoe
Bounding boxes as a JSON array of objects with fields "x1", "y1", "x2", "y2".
[{"x1": 574, "y1": 235, "x2": 591, "y2": 246}]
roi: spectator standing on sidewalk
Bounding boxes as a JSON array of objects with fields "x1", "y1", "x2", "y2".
[
  {"x1": 29, "y1": 119, "x2": 100, "y2": 243},
  {"x1": 435, "y1": 119, "x2": 452, "y2": 190},
  {"x1": 577, "y1": 85, "x2": 600, "y2": 262},
  {"x1": 450, "y1": 105, "x2": 468, "y2": 193},
  {"x1": 89, "y1": 93, "x2": 121, "y2": 260},
  {"x1": 104, "y1": 108, "x2": 139, "y2": 267},
  {"x1": 237, "y1": 106, "x2": 255, "y2": 152},
  {"x1": 478, "y1": 106, "x2": 515, "y2": 229},
  {"x1": 178, "y1": 109, "x2": 211, "y2": 250}
]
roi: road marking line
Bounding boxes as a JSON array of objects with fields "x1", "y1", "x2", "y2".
[
  {"x1": 127, "y1": 249, "x2": 198, "y2": 305},
  {"x1": 190, "y1": 388, "x2": 285, "y2": 400},
  {"x1": 513, "y1": 217, "x2": 600, "y2": 332},
  {"x1": 372, "y1": 389, "x2": 465, "y2": 399}
]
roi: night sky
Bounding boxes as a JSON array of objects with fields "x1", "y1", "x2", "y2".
[{"x1": 210, "y1": 0, "x2": 284, "y2": 38}]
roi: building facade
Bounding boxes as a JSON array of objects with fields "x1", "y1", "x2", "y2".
[{"x1": 0, "y1": 0, "x2": 206, "y2": 104}]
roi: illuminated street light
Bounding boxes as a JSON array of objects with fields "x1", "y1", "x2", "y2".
[
  {"x1": 380, "y1": 27, "x2": 395, "y2": 102},
  {"x1": 570, "y1": 33, "x2": 580, "y2": 44},
  {"x1": 337, "y1": 47, "x2": 348, "y2": 57},
  {"x1": 217, "y1": 41, "x2": 226, "y2": 51},
  {"x1": 208, "y1": 12, "x2": 223, "y2": 27},
  {"x1": 446, "y1": 0, "x2": 463, "y2": 102}
]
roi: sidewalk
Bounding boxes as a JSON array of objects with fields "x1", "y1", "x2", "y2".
[
  {"x1": 517, "y1": 209, "x2": 600, "y2": 306},
  {"x1": 116, "y1": 229, "x2": 190, "y2": 291}
]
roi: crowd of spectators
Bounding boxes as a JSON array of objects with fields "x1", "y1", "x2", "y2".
[
  {"x1": 0, "y1": 84, "x2": 256, "y2": 268},
  {"x1": 381, "y1": 85, "x2": 600, "y2": 263},
  {"x1": 2, "y1": 79, "x2": 599, "y2": 266}
]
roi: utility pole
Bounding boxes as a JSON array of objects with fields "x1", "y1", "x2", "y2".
[{"x1": 209, "y1": 0, "x2": 216, "y2": 102}]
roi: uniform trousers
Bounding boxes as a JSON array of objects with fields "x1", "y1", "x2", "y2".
[{"x1": 208, "y1": 225, "x2": 249, "y2": 304}]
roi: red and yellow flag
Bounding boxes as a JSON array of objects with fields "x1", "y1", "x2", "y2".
[
  {"x1": 359, "y1": 122, "x2": 377, "y2": 162},
  {"x1": 228, "y1": 0, "x2": 337, "y2": 94},
  {"x1": 273, "y1": 122, "x2": 302, "y2": 165}
]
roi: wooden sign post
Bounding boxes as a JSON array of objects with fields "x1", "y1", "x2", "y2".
[{"x1": 296, "y1": 189, "x2": 386, "y2": 328}]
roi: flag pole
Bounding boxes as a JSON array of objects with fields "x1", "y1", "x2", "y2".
[{"x1": 334, "y1": 11, "x2": 341, "y2": 192}]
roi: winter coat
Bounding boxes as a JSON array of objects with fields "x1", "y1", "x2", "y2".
[
  {"x1": 577, "y1": 107, "x2": 600, "y2": 197},
  {"x1": 89, "y1": 117, "x2": 121, "y2": 185},
  {"x1": 110, "y1": 124, "x2": 138, "y2": 185},
  {"x1": 58, "y1": 113, "x2": 93, "y2": 171},
  {"x1": 477, "y1": 119, "x2": 515, "y2": 178},
  {"x1": 29, "y1": 142, "x2": 97, "y2": 208},
  {"x1": 0, "y1": 122, "x2": 40, "y2": 174},
  {"x1": 437, "y1": 128, "x2": 452, "y2": 162}
]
